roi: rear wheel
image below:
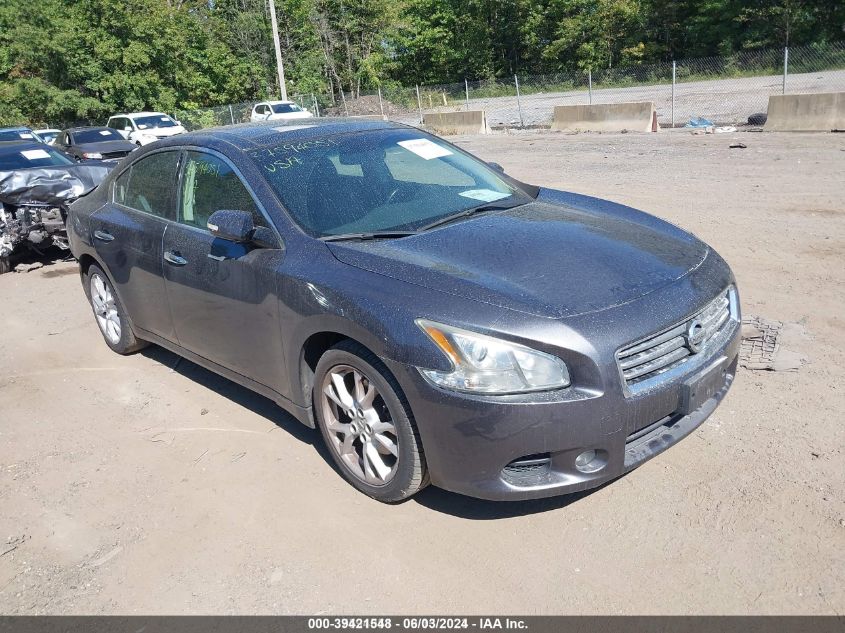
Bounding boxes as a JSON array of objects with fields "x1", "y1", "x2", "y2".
[
  {"x1": 314, "y1": 340, "x2": 428, "y2": 503},
  {"x1": 84, "y1": 264, "x2": 147, "y2": 354}
]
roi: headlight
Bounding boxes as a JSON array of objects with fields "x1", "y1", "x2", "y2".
[
  {"x1": 82, "y1": 152, "x2": 103, "y2": 159},
  {"x1": 416, "y1": 319, "x2": 570, "y2": 394}
]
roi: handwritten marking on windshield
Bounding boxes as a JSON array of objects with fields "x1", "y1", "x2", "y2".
[
  {"x1": 249, "y1": 137, "x2": 337, "y2": 173},
  {"x1": 257, "y1": 155, "x2": 304, "y2": 173}
]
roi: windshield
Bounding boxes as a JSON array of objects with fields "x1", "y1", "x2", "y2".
[
  {"x1": 272, "y1": 103, "x2": 304, "y2": 114},
  {"x1": 0, "y1": 146, "x2": 75, "y2": 170},
  {"x1": 73, "y1": 128, "x2": 124, "y2": 144},
  {"x1": 248, "y1": 129, "x2": 525, "y2": 237},
  {"x1": 132, "y1": 115, "x2": 177, "y2": 130},
  {"x1": 0, "y1": 129, "x2": 40, "y2": 142}
]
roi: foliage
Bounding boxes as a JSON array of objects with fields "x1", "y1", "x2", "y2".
[{"x1": 1, "y1": 0, "x2": 843, "y2": 126}]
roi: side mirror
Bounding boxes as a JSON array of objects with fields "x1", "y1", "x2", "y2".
[
  {"x1": 488, "y1": 161, "x2": 505, "y2": 173},
  {"x1": 208, "y1": 209, "x2": 255, "y2": 243}
]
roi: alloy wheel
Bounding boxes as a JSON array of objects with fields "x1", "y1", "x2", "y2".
[
  {"x1": 90, "y1": 272, "x2": 121, "y2": 345},
  {"x1": 320, "y1": 364, "x2": 399, "y2": 485}
]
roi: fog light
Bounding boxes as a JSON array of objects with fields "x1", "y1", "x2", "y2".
[{"x1": 575, "y1": 449, "x2": 605, "y2": 473}]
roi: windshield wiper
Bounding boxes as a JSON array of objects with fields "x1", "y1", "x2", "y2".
[
  {"x1": 419, "y1": 201, "x2": 525, "y2": 232},
  {"x1": 320, "y1": 231, "x2": 419, "y2": 242}
]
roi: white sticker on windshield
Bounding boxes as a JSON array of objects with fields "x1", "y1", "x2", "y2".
[
  {"x1": 21, "y1": 149, "x2": 50, "y2": 160},
  {"x1": 459, "y1": 189, "x2": 510, "y2": 203},
  {"x1": 160, "y1": 117, "x2": 170, "y2": 122},
  {"x1": 100, "y1": 130, "x2": 112, "y2": 136},
  {"x1": 138, "y1": 124, "x2": 148, "y2": 129},
  {"x1": 397, "y1": 138, "x2": 452, "y2": 160},
  {"x1": 18, "y1": 133, "x2": 33, "y2": 139}
]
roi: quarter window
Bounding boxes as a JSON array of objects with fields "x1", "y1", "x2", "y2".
[
  {"x1": 179, "y1": 152, "x2": 264, "y2": 231},
  {"x1": 118, "y1": 151, "x2": 180, "y2": 220},
  {"x1": 114, "y1": 169, "x2": 130, "y2": 206}
]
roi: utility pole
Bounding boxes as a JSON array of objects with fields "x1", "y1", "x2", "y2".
[{"x1": 267, "y1": 0, "x2": 288, "y2": 101}]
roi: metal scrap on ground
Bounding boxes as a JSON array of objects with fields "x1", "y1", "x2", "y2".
[{"x1": 740, "y1": 316, "x2": 808, "y2": 371}]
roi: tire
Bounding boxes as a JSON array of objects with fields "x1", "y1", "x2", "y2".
[
  {"x1": 84, "y1": 263, "x2": 148, "y2": 354},
  {"x1": 0, "y1": 256, "x2": 10, "y2": 275},
  {"x1": 314, "y1": 340, "x2": 428, "y2": 503}
]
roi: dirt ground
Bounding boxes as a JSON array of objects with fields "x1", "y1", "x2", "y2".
[{"x1": 1, "y1": 130, "x2": 843, "y2": 615}]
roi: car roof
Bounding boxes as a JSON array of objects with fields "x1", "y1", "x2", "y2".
[
  {"x1": 0, "y1": 126, "x2": 34, "y2": 132},
  {"x1": 154, "y1": 119, "x2": 413, "y2": 152},
  {"x1": 261, "y1": 100, "x2": 296, "y2": 105},
  {"x1": 35, "y1": 128, "x2": 61, "y2": 133}
]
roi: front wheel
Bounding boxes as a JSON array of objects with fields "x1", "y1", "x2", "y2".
[
  {"x1": 314, "y1": 340, "x2": 428, "y2": 503},
  {"x1": 84, "y1": 264, "x2": 147, "y2": 354}
]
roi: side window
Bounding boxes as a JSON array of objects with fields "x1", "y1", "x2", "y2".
[
  {"x1": 179, "y1": 151, "x2": 265, "y2": 231},
  {"x1": 120, "y1": 151, "x2": 180, "y2": 220}
]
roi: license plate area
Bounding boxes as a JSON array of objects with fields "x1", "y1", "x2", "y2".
[{"x1": 679, "y1": 357, "x2": 727, "y2": 415}]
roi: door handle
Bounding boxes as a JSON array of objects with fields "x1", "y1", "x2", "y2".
[
  {"x1": 93, "y1": 230, "x2": 114, "y2": 242},
  {"x1": 163, "y1": 250, "x2": 188, "y2": 266}
]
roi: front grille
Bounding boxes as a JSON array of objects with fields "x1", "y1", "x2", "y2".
[
  {"x1": 617, "y1": 287, "x2": 734, "y2": 389},
  {"x1": 102, "y1": 151, "x2": 130, "y2": 160}
]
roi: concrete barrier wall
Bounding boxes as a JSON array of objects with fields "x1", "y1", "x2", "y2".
[
  {"x1": 765, "y1": 92, "x2": 845, "y2": 132},
  {"x1": 423, "y1": 110, "x2": 488, "y2": 135},
  {"x1": 551, "y1": 102, "x2": 658, "y2": 132}
]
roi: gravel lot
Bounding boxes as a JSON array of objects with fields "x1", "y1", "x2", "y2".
[{"x1": 1, "y1": 130, "x2": 843, "y2": 615}]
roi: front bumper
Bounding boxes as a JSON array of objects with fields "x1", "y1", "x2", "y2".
[{"x1": 384, "y1": 317, "x2": 741, "y2": 501}]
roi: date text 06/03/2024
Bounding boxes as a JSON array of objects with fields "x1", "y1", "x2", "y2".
[{"x1": 307, "y1": 617, "x2": 528, "y2": 630}]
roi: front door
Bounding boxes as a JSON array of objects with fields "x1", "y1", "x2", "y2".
[
  {"x1": 161, "y1": 149, "x2": 287, "y2": 391},
  {"x1": 90, "y1": 150, "x2": 181, "y2": 340}
]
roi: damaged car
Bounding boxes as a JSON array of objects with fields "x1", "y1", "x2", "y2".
[
  {"x1": 0, "y1": 140, "x2": 112, "y2": 273},
  {"x1": 67, "y1": 120, "x2": 741, "y2": 503},
  {"x1": 54, "y1": 126, "x2": 138, "y2": 162}
]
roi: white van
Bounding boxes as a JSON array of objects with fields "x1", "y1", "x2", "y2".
[{"x1": 106, "y1": 112, "x2": 186, "y2": 146}]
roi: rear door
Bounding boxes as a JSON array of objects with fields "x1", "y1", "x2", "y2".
[
  {"x1": 90, "y1": 150, "x2": 181, "y2": 341},
  {"x1": 161, "y1": 149, "x2": 287, "y2": 390}
]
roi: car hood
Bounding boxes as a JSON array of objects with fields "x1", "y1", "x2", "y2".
[
  {"x1": 327, "y1": 197, "x2": 709, "y2": 319},
  {"x1": 0, "y1": 163, "x2": 114, "y2": 207},
  {"x1": 75, "y1": 140, "x2": 137, "y2": 153}
]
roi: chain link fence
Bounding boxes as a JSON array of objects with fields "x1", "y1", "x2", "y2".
[{"x1": 176, "y1": 42, "x2": 845, "y2": 132}]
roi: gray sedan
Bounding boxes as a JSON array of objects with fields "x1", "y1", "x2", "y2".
[{"x1": 66, "y1": 120, "x2": 741, "y2": 502}]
